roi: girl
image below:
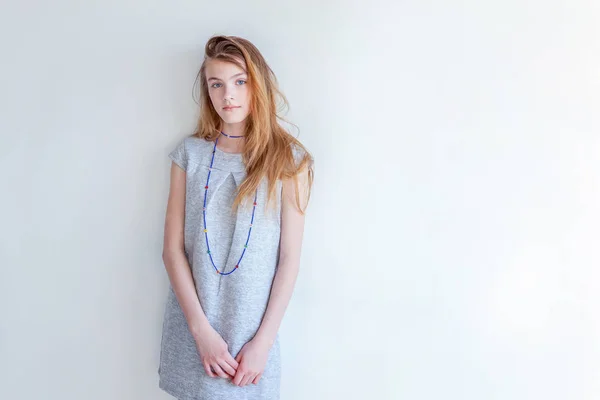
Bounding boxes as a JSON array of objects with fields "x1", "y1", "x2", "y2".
[{"x1": 158, "y1": 35, "x2": 314, "y2": 400}]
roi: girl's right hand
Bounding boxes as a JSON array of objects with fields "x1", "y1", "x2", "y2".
[{"x1": 193, "y1": 326, "x2": 239, "y2": 379}]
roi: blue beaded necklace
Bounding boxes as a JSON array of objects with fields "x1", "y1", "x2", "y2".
[{"x1": 203, "y1": 131, "x2": 258, "y2": 275}]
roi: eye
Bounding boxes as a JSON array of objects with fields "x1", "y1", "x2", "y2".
[
  {"x1": 236, "y1": 79, "x2": 247, "y2": 85},
  {"x1": 210, "y1": 82, "x2": 222, "y2": 88}
]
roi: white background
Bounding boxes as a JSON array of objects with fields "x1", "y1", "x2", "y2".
[{"x1": 1, "y1": 1, "x2": 599, "y2": 399}]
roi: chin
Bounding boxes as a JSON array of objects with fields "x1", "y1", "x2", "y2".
[{"x1": 219, "y1": 113, "x2": 250, "y2": 125}]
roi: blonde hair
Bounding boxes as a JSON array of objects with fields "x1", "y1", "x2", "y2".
[{"x1": 192, "y1": 34, "x2": 314, "y2": 214}]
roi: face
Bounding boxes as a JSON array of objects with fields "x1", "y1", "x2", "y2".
[{"x1": 205, "y1": 59, "x2": 251, "y2": 125}]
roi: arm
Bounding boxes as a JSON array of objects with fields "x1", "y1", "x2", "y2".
[
  {"x1": 163, "y1": 161, "x2": 240, "y2": 379},
  {"x1": 232, "y1": 164, "x2": 312, "y2": 387},
  {"x1": 162, "y1": 162, "x2": 212, "y2": 337},
  {"x1": 254, "y1": 165, "x2": 312, "y2": 347}
]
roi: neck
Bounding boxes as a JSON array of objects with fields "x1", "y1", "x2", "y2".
[
  {"x1": 218, "y1": 121, "x2": 246, "y2": 153},
  {"x1": 220, "y1": 121, "x2": 246, "y2": 137}
]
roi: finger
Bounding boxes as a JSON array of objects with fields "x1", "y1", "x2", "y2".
[
  {"x1": 252, "y1": 372, "x2": 262, "y2": 384},
  {"x1": 203, "y1": 362, "x2": 216, "y2": 378},
  {"x1": 241, "y1": 373, "x2": 254, "y2": 387},
  {"x1": 219, "y1": 359, "x2": 236, "y2": 377},
  {"x1": 239, "y1": 374, "x2": 250, "y2": 387},
  {"x1": 211, "y1": 363, "x2": 229, "y2": 379},
  {"x1": 233, "y1": 371, "x2": 245, "y2": 386},
  {"x1": 228, "y1": 353, "x2": 240, "y2": 369}
]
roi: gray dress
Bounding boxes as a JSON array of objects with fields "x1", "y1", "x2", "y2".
[{"x1": 159, "y1": 135, "x2": 299, "y2": 400}]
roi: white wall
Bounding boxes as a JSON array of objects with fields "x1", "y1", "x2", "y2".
[{"x1": 1, "y1": 1, "x2": 599, "y2": 399}]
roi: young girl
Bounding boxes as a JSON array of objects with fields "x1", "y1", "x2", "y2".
[{"x1": 158, "y1": 35, "x2": 314, "y2": 400}]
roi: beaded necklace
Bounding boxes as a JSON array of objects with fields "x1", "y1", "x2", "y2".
[{"x1": 203, "y1": 131, "x2": 258, "y2": 275}]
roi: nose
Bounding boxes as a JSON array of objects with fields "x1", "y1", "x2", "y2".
[{"x1": 223, "y1": 85, "x2": 235, "y2": 101}]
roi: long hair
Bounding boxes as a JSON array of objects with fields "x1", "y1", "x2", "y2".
[{"x1": 192, "y1": 34, "x2": 314, "y2": 214}]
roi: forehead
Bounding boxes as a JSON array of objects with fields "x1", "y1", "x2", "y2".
[{"x1": 205, "y1": 59, "x2": 247, "y2": 80}]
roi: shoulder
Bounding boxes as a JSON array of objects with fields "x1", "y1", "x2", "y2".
[
  {"x1": 185, "y1": 135, "x2": 214, "y2": 158},
  {"x1": 289, "y1": 141, "x2": 314, "y2": 170},
  {"x1": 282, "y1": 141, "x2": 313, "y2": 212},
  {"x1": 169, "y1": 135, "x2": 214, "y2": 170}
]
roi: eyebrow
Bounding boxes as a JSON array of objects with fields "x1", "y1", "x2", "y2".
[{"x1": 207, "y1": 72, "x2": 247, "y2": 81}]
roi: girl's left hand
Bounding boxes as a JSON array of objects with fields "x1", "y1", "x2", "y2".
[{"x1": 232, "y1": 337, "x2": 271, "y2": 387}]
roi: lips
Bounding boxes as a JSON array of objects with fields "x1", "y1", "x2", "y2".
[{"x1": 223, "y1": 106, "x2": 240, "y2": 111}]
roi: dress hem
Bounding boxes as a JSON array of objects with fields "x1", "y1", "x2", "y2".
[{"x1": 159, "y1": 373, "x2": 200, "y2": 400}]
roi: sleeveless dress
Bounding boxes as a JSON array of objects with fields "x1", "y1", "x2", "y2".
[{"x1": 158, "y1": 135, "x2": 302, "y2": 400}]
